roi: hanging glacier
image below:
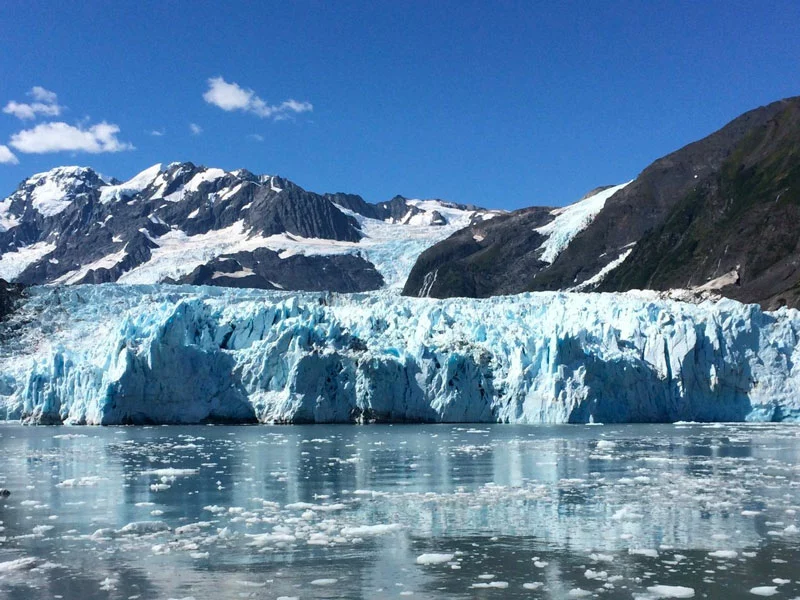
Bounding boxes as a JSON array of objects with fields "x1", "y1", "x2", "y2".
[{"x1": 0, "y1": 284, "x2": 798, "y2": 425}]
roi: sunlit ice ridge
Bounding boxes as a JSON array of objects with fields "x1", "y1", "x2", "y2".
[{"x1": 1, "y1": 284, "x2": 799, "y2": 425}]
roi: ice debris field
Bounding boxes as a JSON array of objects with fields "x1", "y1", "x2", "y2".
[
  {"x1": 0, "y1": 284, "x2": 799, "y2": 425},
  {"x1": 0, "y1": 423, "x2": 799, "y2": 599}
]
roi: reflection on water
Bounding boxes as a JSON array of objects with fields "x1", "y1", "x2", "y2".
[{"x1": 0, "y1": 423, "x2": 799, "y2": 599}]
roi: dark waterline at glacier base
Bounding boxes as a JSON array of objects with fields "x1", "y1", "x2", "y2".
[{"x1": 0, "y1": 423, "x2": 799, "y2": 600}]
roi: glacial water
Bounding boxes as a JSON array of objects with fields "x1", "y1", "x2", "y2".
[{"x1": 0, "y1": 423, "x2": 798, "y2": 599}]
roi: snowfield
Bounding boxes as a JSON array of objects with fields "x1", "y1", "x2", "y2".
[
  {"x1": 1, "y1": 284, "x2": 798, "y2": 425},
  {"x1": 535, "y1": 182, "x2": 631, "y2": 264}
]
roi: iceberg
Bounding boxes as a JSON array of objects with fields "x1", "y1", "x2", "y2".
[{"x1": 0, "y1": 284, "x2": 798, "y2": 425}]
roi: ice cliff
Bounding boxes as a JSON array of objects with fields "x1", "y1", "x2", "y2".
[{"x1": 1, "y1": 284, "x2": 798, "y2": 425}]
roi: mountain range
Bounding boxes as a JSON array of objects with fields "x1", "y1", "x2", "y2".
[
  {"x1": 0, "y1": 163, "x2": 498, "y2": 292},
  {"x1": 0, "y1": 96, "x2": 798, "y2": 309}
]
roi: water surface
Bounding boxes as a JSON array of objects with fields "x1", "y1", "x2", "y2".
[{"x1": 0, "y1": 423, "x2": 799, "y2": 599}]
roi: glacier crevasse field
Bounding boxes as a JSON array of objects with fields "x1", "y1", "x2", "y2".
[{"x1": 1, "y1": 284, "x2": 798, "y2": 425}]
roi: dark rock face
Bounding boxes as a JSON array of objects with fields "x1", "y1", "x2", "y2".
[
  {"x1": 402, "y1": 207, "x2": 555, "y2": 297},
  {"x1": 404, "y1": 96, "x2": 800, "y2": 309},
  {"x1": 175, "y1": 248, "x2": 384, "y2": 292},
  {"x1": 0, "y1": 279, "x2": 24, "y2": 321}
]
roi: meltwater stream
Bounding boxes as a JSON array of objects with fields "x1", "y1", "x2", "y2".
[{"x1": 0, "y1": 424, "x2": 798, "y2": 599}]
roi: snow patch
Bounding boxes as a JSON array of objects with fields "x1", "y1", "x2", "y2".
[
  {"x1": 535, "y1": 181, "x2": 631, "y2": 264},
  {"x1": 100, "y1": 164, "x2": 163, "y2": 203},
  {"x1": 0, "y1": 241, "x2": 56, "y2": 281}
]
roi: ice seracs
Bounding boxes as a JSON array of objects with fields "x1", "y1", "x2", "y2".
[{"x1": 1, "y1": 285, "x2": 798, "y2": 425}]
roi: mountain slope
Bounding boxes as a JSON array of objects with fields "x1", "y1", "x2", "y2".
[
  {"x1": 402, "y1": 183, "x2": 628, "y2": 297},
  {"x1": 600, "y1": 98, "x2": 800, "y2": 308},
  {"x1": 0, "y1": 163, "x2": 498, "y2": 292},
  {"x1": 404, "y1": 96, "x2": 800, "y2": 308}
]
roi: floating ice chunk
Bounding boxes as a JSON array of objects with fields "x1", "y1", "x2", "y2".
[
  {"x1": 246, "y1": 532, "x2": 297, "y2": 546},
  {"x1": 32, "y1": 525, "x2": 54, "y2": 535},
  {"x1": 523, "y1": 582, "x2": 544, "y2": 590},
  {"x1": 629, "y1": 548, "x2": 659, "y2": 558},
  {"x1": 99, "y1": 577, "x2": 119, "y2": 591},
  {"x1": 708, "y1": 550, "x2": 738, "y2": 560},
  {"x1": 416, "y1": 553, "x2": 455, "y2": 565},
  {"x1": 585, "y1": 569, "x2": 608, "y2": 580},
  {"x1": 647, "y1": 585, "x2": 696, "y2": 598},
  {"x1": 471, "y1": 581, "x2": 509, "y2": 589},
  {"x1": 175, "y1": 522, "x2": 212, "y2": 535},
  {"x1": 89, "y1": 528, "x2": 115, "y2": 540},
  {"x1": 749, "y1": 587, "x2": 778, "y2": 597},
  {"x1": 117, "y1": 521, "x2": 171, "y2": 535},
  {"x1": 56, "y1": 476, "x2": 105, "y2": 487},
  {"x1": 340, "y1": 523, "x2": 402, "y2": 536},
  {"x1": 235, "y1": 580, "x2": 267, "y2": 588},
  {"x1": 140, "y1": 468, "x2": 198, "y2": 477},
  {"x1": 533, "y1": 560, "x2": 549, "y2": 568},
  {"x1": 310, "y1": 578, "x2": 338, "y2": 586},
  {"x1": 285, "y1": 502, "x2": 315, "y2": 510},
  {"x1": 0, "y1": 557, "x2": 36, "y2": 572},
  {"x1": 567, "y1": 589, "x2": 592, "y2": 598},
  {"x1": 589, "y1": 553, "x2": 615, "y2": 562}
]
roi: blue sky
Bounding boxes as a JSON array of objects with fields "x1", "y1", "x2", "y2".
[{"x1": 1, "y1": 1, "x2": 798, "y2": 210}]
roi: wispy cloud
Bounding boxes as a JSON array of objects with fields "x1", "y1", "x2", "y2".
[
  {"x1": 248, "y1": 133, "x2": 264, "y2": 142},
  {"x1": 0, "y1": 145, "x2": 19, "y2": 165},
  {"x1": 2, "y1": 86, "x2": 63, "y2": 120},
  {"x1": 9, "y1": 121, "x2": 133, "y2": 154},
  {"x1": 203, "y1": 77, "x2": 312, "y2": 120},
  {"x1": 189, "y1": 123, "x2": 203, "y2": 135},
  {"x1": 148, "y1": 129, "x2": 165, "y2": 137}
]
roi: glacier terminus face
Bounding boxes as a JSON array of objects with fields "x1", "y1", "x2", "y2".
[{"x1": 1, "y1": 284, "x2": 798, "y2": 425}]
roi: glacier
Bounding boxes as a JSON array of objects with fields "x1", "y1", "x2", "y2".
[{"x1": 0, "y1": 284, "x2": 798, "y2": 425}]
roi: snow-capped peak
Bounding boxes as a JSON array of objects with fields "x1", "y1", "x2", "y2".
[
  {"x1": 99, "y1": 163, "x2": 164, "y2": 204},
  {"x1": 26, "y1": 165, "x2": 96, "y2": 182},
  {"x1": 20, "y1": 166, "x2": 102, "y2": 217}
]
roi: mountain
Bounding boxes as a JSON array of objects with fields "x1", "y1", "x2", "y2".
[
  {"x1": 0, "y1": 163, "x2": 498, "y2": 292},
  {"x1": 403, "y1": 97, "x2": 800, "y2": 309}
]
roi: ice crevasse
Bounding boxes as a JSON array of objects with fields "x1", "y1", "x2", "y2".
[{"x1": 1, "y1": 284, "x2": 799, "y2": 425}]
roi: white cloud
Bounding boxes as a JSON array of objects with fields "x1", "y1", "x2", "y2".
[
  {"x1": 247, "y1": 133, "x2": 264, "y2": 142},
  {"x1": 189, "y1": 123, "x2": 203, "y2": 135},
  {"x1": 148, "y1": 129, "x2": 165, "y2": 137},
  {"x1": 3, "y1": 86, "x2": 63, "y2": 120},
  {"x1": 203, "y1": 77, "x2": 312, "y2": 120},
  {"x1": 0, "y1": 145, "x2": 19, "y2": 165},
  {"x1": 9, "y1": 121, "x2": 133, "y2": 154},
  {"x1": 29, "y1": 86, "x2": 58, "y2": 103}
]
